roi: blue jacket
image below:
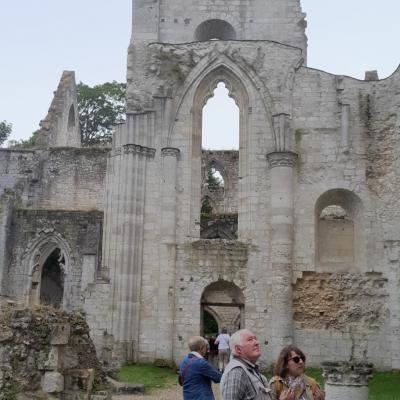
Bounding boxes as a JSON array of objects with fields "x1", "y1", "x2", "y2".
[{"x1": 179, "y1": 353, "x2": 222, "y2": 400}]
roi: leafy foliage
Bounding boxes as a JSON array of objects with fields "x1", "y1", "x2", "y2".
[
  {"x1": 0, "y1": 120, "x2": 12, "y2": 146},
  {"x1": 206, "y1": 166, "x2": 224, "y2": 187},
  {"x1": 8, "y1": 130, "x2": 40, "y2": 149},
  {"x1": 201, "y1": 197, "x2": 213, "y2": 215},
  {"x1": 77, "y1": 81, "x2": 126, "y2": 146}
]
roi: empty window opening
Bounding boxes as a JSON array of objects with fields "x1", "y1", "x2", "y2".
[
  {"x1": 202, "y1": 82, "x2": 239, "y2": 150},
  {"x1": 40, "y1": 248, "x2": 65, "y2": 308},
  {"x1": 67, "y1": 104, "x2": 75, "y2": 131},
  {"x1": 194, "y1": 19, "x2": 237, "y2": 42}
]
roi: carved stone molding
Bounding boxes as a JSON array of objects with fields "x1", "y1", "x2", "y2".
[
  {"x1": 111, "y1": 148, "x2": 122, "y2": 157},
  {"x1": 321, "y1": 361, "x2": 373, "y2": 386},
  {"x1": 123, "y1": 144, "x2": 156, "y2": 158},
  {"x1": 161, "y1": 147, "x2": 180, "y2": 158},
  {"x1": 266, "y1": 151, "x2": 297, "y2": 168}
]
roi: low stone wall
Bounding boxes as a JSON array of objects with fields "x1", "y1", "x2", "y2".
[{"x1": 0, "y1": 303, "x2": 110, "y2": 400}]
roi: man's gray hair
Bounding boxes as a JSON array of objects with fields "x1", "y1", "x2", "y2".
[
  {"x1": 230, "y1": 329, "x2": 253, "y2": 355},
  {"x1": 188, "y1": 336, "x2": 208, "y2": 352}
]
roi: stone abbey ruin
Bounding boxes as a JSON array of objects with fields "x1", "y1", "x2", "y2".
[{"x1": 1, "y1": 0, "x2": 400, "y2": 374}]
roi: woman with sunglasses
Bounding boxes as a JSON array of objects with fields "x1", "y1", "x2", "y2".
[{"x1": 269, "y1": 346, "x2": 325, "y2": 400}]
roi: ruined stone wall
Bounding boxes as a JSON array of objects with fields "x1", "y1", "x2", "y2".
[
  {"x1": 0, "y1": 305, "x2": 109, "y2": 400},
  {"x1": 290, "y1": 66, "x2": 400, "y2": 368},
  {"x1": 7, "y1": 210, "x2": 103, "y2": 312},
  {"x1": 32, "y1": 148, "x2": 109, "y2": 211},
  {"x1": 132, "y1": 0, "x2": 307, "y2": 55}
]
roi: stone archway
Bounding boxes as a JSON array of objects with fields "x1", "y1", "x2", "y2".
[
  {"x1": 200, "y1": 280, "x2": 244, "y2": 335},
  {"x1": 24, "y1": 233, "x2": 73, "y2": 309},
  {"x1": 39, "y1": 248, "x2": 65, "y2": 308}
]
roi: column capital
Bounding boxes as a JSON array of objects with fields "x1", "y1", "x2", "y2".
[
  {"x1": 266, "y1": 151, "x2": 297, "y2": 168},
  {"x1": 161, "y1": 147, "x2": 180, "y2": 158},
  {"x1": 123, "y1": 144, "x2": 156, "y2": 158},
  {"x1": 321, "y1": 361, "x2": 373, "y2": 386}
]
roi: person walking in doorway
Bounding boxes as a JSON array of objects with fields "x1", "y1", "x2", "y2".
[{"x1": 215, "y1": 327, "x2": 230, "y2": 372}]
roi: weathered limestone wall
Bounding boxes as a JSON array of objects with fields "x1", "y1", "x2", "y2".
[
  {"x1": 33, "y1": 148, "x2": 109, "y2": 211},
  {"x1": 132, "y1": 0, "x2": 307, "y2": 55},
  {"x1": 290, "y1": 66, "x2": 400, "y2": 369},
  {"x1": 35, "y1": 71, "x2": 81, "y2": 149},
  {"x1": 0, "y1": 147, "x2": 108, "y2": 211}
]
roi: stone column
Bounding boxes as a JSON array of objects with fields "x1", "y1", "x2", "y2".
[
  {"x1": 155, "y1": 147, "x2": 180, "y2": 361},
  {"x1": 321, "y1": 362, "x2": 373, "y2": 400},
  {"x1": 266, "y1": 151, "x2": 297, "y2": 359},
  {"x1": 0, "y1": 192, "x2": 14, "y2": 296},
  {"x1": 103, "y1": 120, "x2": 156, "y2": 362}
]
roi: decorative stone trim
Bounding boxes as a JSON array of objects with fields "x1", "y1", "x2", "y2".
[
  {"x1": 112, "y1": 148, "x2": 122, "y2": 157},
  {"x1": 321, "y1": 361, "x2": 373, "y2": 386},
  {"x1": 266, "y1": 151, "x2": 297, "y2": 168},
  {"x1": 161, "y1": 147, "x2": 180, "y2": 158},
  {"x1": 123, "y1": 144, "x2": 156, "y2": 158}
]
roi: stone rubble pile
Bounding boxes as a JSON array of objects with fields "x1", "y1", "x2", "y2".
[{"x1": 0, "y1": 303, "x2": 110, "y2": 400}]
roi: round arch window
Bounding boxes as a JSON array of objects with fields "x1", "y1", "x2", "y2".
[{"x1": 194, "y1": 19, "x2": 237, "y2": 41}]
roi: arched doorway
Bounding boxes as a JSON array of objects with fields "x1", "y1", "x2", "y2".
[
  {"x1": 27, "y1": 237, "x2": 71, "y2": 309},
  {"x1": 200, "y1": 280, "x2": 244, "y2": 336},
  {"x1": 39, "y1": 248, "x2": 65, "y2": 308}
]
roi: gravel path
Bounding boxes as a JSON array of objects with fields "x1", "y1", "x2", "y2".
[{"x1": 113, "y1": 383, "x2": 221, "y2": 400}]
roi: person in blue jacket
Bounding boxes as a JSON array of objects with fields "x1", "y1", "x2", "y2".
[{"x1": 179, "y1": 335, "x2": 222, "y2": 399}]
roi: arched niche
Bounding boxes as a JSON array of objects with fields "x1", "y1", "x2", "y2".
[
  {"x1": 315, "y1": 189, "x2": 363, "y2": 271},
  {"x1": 194, "y1": 19, "x2": 237, "y2": 41},
  {"x1": 67, "y1": 104, "x2": 75, "y2": 131},
  {"x1": 200, "y1": 280, "x2": 244, "y2": 334}
]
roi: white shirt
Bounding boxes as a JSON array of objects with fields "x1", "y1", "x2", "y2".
[{"x1": 215, "y1": 333, "x2": 230, "y2": 350}]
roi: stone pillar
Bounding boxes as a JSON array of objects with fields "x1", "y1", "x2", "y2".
[
  {"x1": 156, "y1": 147, "x2": 180, "y2": 361},
  {"x1": 0, "y1": 192, "x2": 14, "y2": 296},
  {"x1": 266, "y1": 151, "x2": 297, "y2": 358},
  {"x1": 384, "y1": 240, "x2": 400, "y2": 369},
  {"x1": 321, "y1": 362, "x2": 373, "y2": 400},
  {"x1": 103, "y1": 119, "x2": 156, "y2": 362}
]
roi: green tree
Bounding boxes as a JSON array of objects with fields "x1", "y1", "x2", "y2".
[
  {"x1": 206, "y1": 166, "x2": 223, "y2": 187},
  {"x1": 77, "y1": 81, "x2": 126, "y2": 146},
  {"x1": 8, "y1": 129, "x2": 40, "y2": 149},
  {"x1": 0, "y1": 120, "x2": 12, "y2": 146}
]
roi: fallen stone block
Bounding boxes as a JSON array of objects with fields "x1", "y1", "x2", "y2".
[
  {"x1": 42, "y1": 371, "x2": 64, "y2": 393},
  {"x1": 106, "y1": 376, "x2": 145, "y2": 394}
]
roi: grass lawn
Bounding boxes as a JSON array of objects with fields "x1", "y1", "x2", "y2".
[
  {"x1": 118, "y1": 363, "x2": 177, "y2": 392},
  {"x1": 118, "y1": 364, "x2": 400, "y2": 399},
  {"x1": 306, "y1": 368, "x2": 400, "y2": 400}
]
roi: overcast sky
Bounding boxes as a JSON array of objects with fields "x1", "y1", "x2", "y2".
[{"x1": 1, "y1": 1, "x2": 399, "y2": 147}]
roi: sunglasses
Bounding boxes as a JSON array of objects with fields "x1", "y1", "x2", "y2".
[{"x1": 288, "y1": 356, "x2": 305, "y2": 364}]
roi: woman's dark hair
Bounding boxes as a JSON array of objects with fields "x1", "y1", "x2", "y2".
[{"x1": 273, "y1": 345, "x2": 306, "y2": 377}]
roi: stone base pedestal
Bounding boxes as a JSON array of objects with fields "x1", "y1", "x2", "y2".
[{"x1": 321, "y1": 361, "x2": 373, "y2": 400}]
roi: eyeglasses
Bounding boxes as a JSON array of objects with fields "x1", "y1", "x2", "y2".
[{"x1": 288, "y1": 356, "x2": 305, "y2": 364}]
